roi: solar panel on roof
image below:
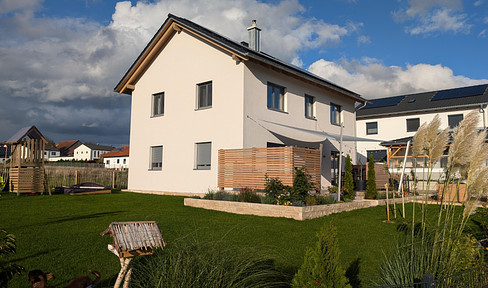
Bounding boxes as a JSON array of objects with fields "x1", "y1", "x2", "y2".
[
  {"x1": 364, "y1": 95, "x2": 405, "y2": 109},
  {"x1": 431, "y1": 84, "x2": 488, "y2": 101}
]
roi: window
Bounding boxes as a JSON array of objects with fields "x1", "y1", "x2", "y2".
[
  {"x1": 117, "y1": 159, "x2": 120, "y2": 164},
  {"x1": 366, "y1": 122, "x2": 378, "y2": 135},
  {"x1": 51, "y1": 152, "x2": 56, "y2": 156},
  {"x1": 448, "y1": 114, "x2": 463, "y2": 129},
  {"x1": 330, "y1": 103, "x2": 341, "y2": 125},
  {"x1": 195, "y1": 142, "x2": 211, "y2": 170},
  {"x1": 267, "y1": 82, "x2": 285, "y2": 111},
  {"x1": 150, "y1": 146, "x2": 163, "y2": 170},
  {"x1": 406, "y1": 118, "x2": 420, "y2": 132},
  {"x1": 123, "y1": 159, "x2": 126, "y2": 164},
  {"x1": 197, "y1": 81, "x2": 212, "y2": 109},
  {"x1": 305, "y1": 95, "x2": 315, "y2": 119},
  {"x1": 330, "y1": 151, "x2": 339, "y2": 186},
  {"x1": 106, "y1": 160, "x2": 110, "y2": 164},
  {"x1": 152, "y1": 92, "x2": 164, "y2": 116}
]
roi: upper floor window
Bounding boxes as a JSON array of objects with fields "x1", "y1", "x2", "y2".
[
  {"x1": 366, "y1": 122, "x2": 378, "y2": 135},
  {"x1": 267, "y1": 82, "x2": 285, "y2": 111},
  {"x1": 197, "y1": 81, "x2": 212, "y2": 109},
  {"x1": 406, "y1": 118, "x2": 420, "y2": 132},
  {"x1": 330, "y1": 103, "x2": 341, "y2": 125},
  {"x1": 305, "y1": 95, "x2": 315, "y2": 119},
  {"x1": 150, "y1": 145, "x2": 163, "y2": 170},
  {"x1": 448, "y1": 114, "x2": 463, "y2": 129},
  {"x1": 152, "y1": 92, "x2": 164, "y2": 117},
  {"x1": 195, "y1": 142, "x2": 212, "y2": 170}
]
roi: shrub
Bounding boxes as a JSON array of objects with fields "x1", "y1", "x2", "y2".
[
  {"x1": 238, "y1": 188, "x2": 261, "y2": 203},
  {"x1": 291, "y1": 167, "x2": 315, "y2": 202},
  {"x1": 328, "y1": 186, "x2": 338, "y2": 194},
  {"x1": 130, "y1": 238, "x2": 288, "y2": 288},
  {"x1": 305, "y1": 195, "x2": 317, "y2": 206},
  {"x1": 343, "y1": 154, "x2": 354, "y2": 200},
  {"x1": 365, "y1": 154, "x2": 377, "y2": 199},
  {"x1": 0, "y1": 229, "x2": 24, "y2": 287},
  {"x1": 292, "y1": 223, "x2": 351, "y2": 288},
  {"x1": 265, "y1": 175, "x2": 285, "y2": 200}
]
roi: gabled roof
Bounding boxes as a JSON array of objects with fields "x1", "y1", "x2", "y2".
[
  {"x1": 102, "y1": 146, "x2": 129, "y2": 158},
  {"x1": 56, "y1": 140, "x2": 81, "y2": 156},
  {"x1": 357, "y1": 84, "x2": 488, "y2": 119},
  {"x1": 80, "y1": 143, "x2": 114, "y2": 151},
  {"x1": 6, "y1": 126, "x2": 47, "y2": 144},
  {"x1": 115, "y1": 14, "x2": 364, "y2": 103},
  {"x1": 44, "y1": 145, "x2": 59, "y2": 152}
]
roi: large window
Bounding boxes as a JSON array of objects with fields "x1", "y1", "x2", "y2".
[
  {"x1": 448, "y1": 114, "x2": 463, "y2": 129},
  {"x1": 267, "y1": 82, "x2": 285, "y2": 111},
  {"x1": 406, "y1": 118, "x2": 420, "y2": 132},
  {"x1": 330, "y1": 151, "x2": 339, "y2": 186},
  {"x1": 366, "y1": 122, "x2": 378, "y2": 135},
  {"x1": 197, "y1": 81, "x2": 212, "y2": 109},
  {"x1": 330, "y1": 103, "x2": 341, "y2": 125},
  {"x1": 152, "y1": 92, "x2": 164, "y2": 117},
  {"x1": 195, "y1": 142, "x2": 211, "y2": 170},
  {"x1": 305, "y1": 95, "x2": 315, "y2": 119},
  {"x1": 150, "y1": 146, "x2": 163, "y2": 170}
]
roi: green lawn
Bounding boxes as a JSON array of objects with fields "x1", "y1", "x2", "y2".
[{"x1": 1, "y1": 192, "x2": 485, "y2": 287}]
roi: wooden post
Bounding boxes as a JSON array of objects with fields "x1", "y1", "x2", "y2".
[
  {"x1": 385, "y1": 183, "x2": 390, "y2": 222},
  {"x1": 75, "y1": 170, "x2": 78, "y2": 185},
  {"x1": 112, "y1": 171, "x2": 115, "y2": 189}
]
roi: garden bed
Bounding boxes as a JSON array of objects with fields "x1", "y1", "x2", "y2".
[{"x1": 184, "y1": 198, "x2": 407, "y2": 220}]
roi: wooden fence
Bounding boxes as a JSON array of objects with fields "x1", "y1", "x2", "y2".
[{"x1": 218, "y1": 147, "x2": 320, "y2": 190}]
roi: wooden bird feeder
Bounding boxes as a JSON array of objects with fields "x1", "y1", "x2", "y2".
[{"x1": 101, "y1": 221, "x2": 166, "y2": 288}]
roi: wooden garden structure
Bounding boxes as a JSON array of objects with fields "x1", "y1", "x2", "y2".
[
  {"x1": 1, "y1": 126, "x2": 47, "y2": 194},
  {"x1": 218, "y1": 146, "x2": 321, "y2": 190},
  {"x1": 101, "y1": 221, "x2": 166, "y2": 288}
]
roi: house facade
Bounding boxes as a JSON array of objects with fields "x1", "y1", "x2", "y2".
[
  {"x1": 103, "y1": 146, "x2": 130, "y2": 169},
  {"x1": 115, "y1": 14, "x2": 366, "y2": 194},
  {"x1": 74, "y1": 143, "x2": 113, "y2": 161},
  {"x1": 356, "y1": 84, "x2": 488, "y2": 166},
  {"x1": 44, "y1": 145, "x2": 60, "y2": 160}
]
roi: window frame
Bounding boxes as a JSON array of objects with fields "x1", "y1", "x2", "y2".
[
  {"x1": 150, "y1": 145, "x2": 163, "y2": 171},
  {"x1": 196, "y1": 81, "x2": 212, "y2": 110},
  {"x1": 195, "y1": 142, "x2": 212, "y2": 170},
  {"x1": 330, "y1": 103, "x2": 342, "y2": 125},
  {"x1": 448, "y1": 114, "x2": 463, "y2": 129},
  {"x1": 267, "y1": 82, "x2": 286, "y2": 112},
  {"x1": 152, "y1": 92, "x2": 164, "y2": 117},
  {"x1": 305, "y1": 94, "x2": 315, "y2": 119},
  {"x1": 406, "y1": 118, "x2": 420, "y2": 132},
  {"x1": 366, "y1": 122, "x2": 378, "y2": 135}
]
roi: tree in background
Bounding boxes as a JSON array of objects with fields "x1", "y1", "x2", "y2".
[
  {"x1": 365, "y1": 154, "x2": 377, "y2": 199},
  {"x1": 343, "y1": 154, "x2": 354, "y2": 200},
  {"x1": 292, "y1": 223, "x2": 351, "y2": 288}
]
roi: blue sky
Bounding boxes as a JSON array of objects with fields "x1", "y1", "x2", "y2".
[{"x1": 0, "y1": 0, "x2": 487, "y2": 146}]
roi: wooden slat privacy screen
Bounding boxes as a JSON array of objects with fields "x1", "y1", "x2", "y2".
[{"x1": 218, "y1": 147, "x2": 320, "y2": 190}]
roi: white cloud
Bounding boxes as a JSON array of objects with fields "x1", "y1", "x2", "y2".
[
  {"x1": 308, "y1": 58, "x2": 488, "y2": 98},
  {"x1": 393, "y1": 0, "x2": 470, "y2": 35},
  {"x1": 357, "y1": 35, "x2": 371, "y2": 45},
  {"x1": 474, "y1": 0, "x2": 483, "y2": 7}
]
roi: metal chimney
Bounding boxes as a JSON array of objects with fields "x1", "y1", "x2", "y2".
[{"x1": 247, "y1": 20, "x2": 261, "y2": 52}]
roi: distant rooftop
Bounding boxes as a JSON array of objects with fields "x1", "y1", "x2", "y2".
[{"x1": 357, "y1": 84, "x2": 488, "y2": 119}]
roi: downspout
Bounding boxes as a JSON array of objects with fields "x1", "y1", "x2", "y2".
[{"x1": 480, "y1": 104, "x2": 486, "y2": 130}]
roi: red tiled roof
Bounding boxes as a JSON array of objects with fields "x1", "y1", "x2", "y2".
[
  {"x1": 56, "y1": 140, "x2": 81, "y2": 156},
  {"x1": 103, "y1": 146, "x2": 129, "y2": 158}
]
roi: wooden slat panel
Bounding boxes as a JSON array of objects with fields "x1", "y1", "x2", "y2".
[{"x1": 218, "y1": 147, "x2": 320, "y2": 190}]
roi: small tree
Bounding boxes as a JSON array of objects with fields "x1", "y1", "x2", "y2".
[
  {"x1": 365, "y1": 154, "x2": 377, "y2": 199},
  {"x1": 291, "y1": 167, "x2": 315, "y2": 203},
  {"x1": 343, "y1": 154, "x2": 354, "y2": 200},
  {"x1": 292, "y1": 223, "x2": 351, "y2": 288},
  {"x1": 0, "y1": 229, "x2": 24, "y2": 288}
]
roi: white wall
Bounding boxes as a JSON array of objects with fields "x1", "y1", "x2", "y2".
[
  {"x1": 105, "y1": 157, "x2": 129, "y2": 169},
  {"x1": 356, "y1": 108, "x2": 487, "y2": 163},
  {"x1": 128, "y1": 30, "x2": 245, "y2": 194}
]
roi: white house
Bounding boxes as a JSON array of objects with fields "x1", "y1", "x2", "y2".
[
  {"x1": 103, "y1": 146, "x2": 130, "y2": 169},
  {"x1": 74, "y1": 143, "x2": 113, "y2": 161},
  {"x1": 114, "y1": 14, "x2": 367, "y2": 194},
  {"x1": 356, "y1": 84, "x2": 488, "y2": 176},
  {"x1": 44, "y1": 145, "x2": 60, "y2": 160}
]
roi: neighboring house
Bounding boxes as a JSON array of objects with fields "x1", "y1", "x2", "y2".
[
  {"x1": 0, "y1": 145, "x2": 11, "y2": 164},
  {"x1": 74, "y1": 143, "x2": 114, "y2": 161},
  {"x1": 103, "y1": 146, "x2": 130, "y2": 169},
  {"x1": 56, "y1": 140, "x2": 81, "y2": 157},
  {"x1": 44, "y1": 145, "x2": 60, "y2": 160},
  {"x1": 356, "y1": 84, "x2": 488, "y2": 167},
  {"x1": 114, "y1": 14, "x2": 366, "y2": 194}
]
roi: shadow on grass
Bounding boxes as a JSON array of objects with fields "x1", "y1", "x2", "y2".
[
  {"x1": 46, "y1": 211, "x2": 126, "y2": 225},
  {"x1": 346, "y1": 258, "x2": 361, "y2": 288},
  {"x1": 9, "y1": 249, "x2": 53, "y2": 263}
]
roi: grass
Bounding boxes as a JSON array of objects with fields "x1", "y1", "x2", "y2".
[{"x1": 1, "y1": 191, "x2": 485, "y2": 287}]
